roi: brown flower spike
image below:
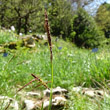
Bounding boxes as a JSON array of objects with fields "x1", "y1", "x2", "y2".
[{"x1": 44, "y1": 10, "x2": 53, "y2": 63}]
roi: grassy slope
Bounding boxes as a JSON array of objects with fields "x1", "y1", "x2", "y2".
[{"x1": 0, "y1": 30, "x2": 110, "y2": 109}]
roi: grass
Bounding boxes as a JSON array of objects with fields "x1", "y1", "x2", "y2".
[
  {"x1": 0, "y1": 30, "x2": 17, "y2": 44},
  {"x1": 64, "y1": 91, "x2": 110, "y2": 110},
  {"x1": 0, "y1": 30, "x2": 110, "y2": 109}
]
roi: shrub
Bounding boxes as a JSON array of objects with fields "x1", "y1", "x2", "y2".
[
  {"x1": 73, "y1": 8, "x2": 105, "y2": 48},
  {"x1": 48, "y1": 0, "x2": 73, "y2": 39}
]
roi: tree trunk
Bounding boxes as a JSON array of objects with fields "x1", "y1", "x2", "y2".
[
  {"x1": 24, "y1": 14, "x2": 29, "y2": 34},
  {"x1": 17, "y1": 17, "x2": 22, "y2": 34}
]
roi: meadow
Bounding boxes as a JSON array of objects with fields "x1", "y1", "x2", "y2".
[{"x1": 0, "y1": 30, "x2": 110, "y2": 109}]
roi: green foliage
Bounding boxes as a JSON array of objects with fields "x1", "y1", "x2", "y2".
[
  {"x1": 0, "y1": 0, "x2": 45, "y2": 34},
  {"x1": 0, "y1": 0, "x2": 73, "y2": 38},
  {"x1": 95, "y1": 2, "x2": 110, "y2": 38},
  {"x1": 0, "y1": 31, "x2": 110, "y2": 109},
  {"x1": 0, "y1": 33, "x2": 110, "y2": 92},
  {"x1": 73, "y1": 8, "x2": 105, "y2": 48},
  {"x1": 0, "y1": 30, "x2": 17, "y2": 44},
  {"x1": 64, "y1": 90, "x2": 110, "y2": 110},
  {"x1": 48, "y1": 0, "x2": 73, "y2": 38},
  {"x1": 69, "y1": 31, "x2": 76, "y2": 41}
]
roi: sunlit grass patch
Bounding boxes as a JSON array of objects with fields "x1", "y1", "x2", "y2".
[{"x1": 0, "y1": 30, "x2": 17, "y2": 44}]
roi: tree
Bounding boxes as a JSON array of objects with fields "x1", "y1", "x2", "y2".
[
  {"x1": 70, "y1": 0, "x2": 94, "y2": 9},
  {"x1": 48, "y1": 0, "x2": 73, "y2": 38},
  {"x1": 73, "y1": 8, "x2": 105, "y2": 48},
  {"x1": 0, "y1": 0, "x2": 45, "y2": 34},
  {"x1": 95, "y1": 2, "x2": 110, "y2": 38},
  {"x1": 0, "y1": 0, "x2": 11, "y2": 27}
]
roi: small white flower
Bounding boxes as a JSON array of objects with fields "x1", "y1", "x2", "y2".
[
  {"x1": 19, "y1": 33, "x2": 23, "y2": 36},
  {"x1": 29, "y1": 30, "x2": 32, "y2": 33},
  {"x1": 11, "y1": 26, "x2": 15, "y2": 31}
]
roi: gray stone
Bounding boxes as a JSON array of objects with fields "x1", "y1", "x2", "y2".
[
  {"x1": 43, "y1": 87, "x2": 68, "y2": 97},
  {"x1": 43, "y1": 96, "x2": 67, "y2": 110},
  {"x1": 22, "y1": 36, "x2": 36, "y2": 48},
  {"x1": 72, "y1": 87, "x2": 109, "y2": 98},
  {"x1": 0, "y1": 96, "x2": 19, "y2": 110},
  {"x1": 24, "y1": 100, "x2": 36, "y2": 110},
  {"x1": 72, "y1": 86, "x2": 82, "y2": 92},
  {"x1": 26, "y1": 92, "x2": 41, "y2": 97}
]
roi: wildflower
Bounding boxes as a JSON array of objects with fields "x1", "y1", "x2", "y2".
[
  {"x1": 58, "y1": 47, "x2": 62, "y2": 50},
  {"x1": 11, "y1": 26, "x2": 15, "y2": 31},
  {"x1": 3, "y1": 52, "x2": 8, "y2": 57},
  {"x1": 29, "y1": 30, "x2": 32, "y2": 33},
  {"x1": 92, "y1": 48, "x2": 98, "y2": 52},
  {"x1": 19, "y1": 33, "x2": 23, "y2": 36},
  {"x1": 49, "y1": 3, "x2": 51, "y2": 6}
]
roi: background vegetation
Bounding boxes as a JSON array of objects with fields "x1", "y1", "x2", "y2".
[
  {"x1": 0, "y1": 0, "x2": 110, "y2": 48},
  {"x1": 0, "y1": 0, "x2": 110, "y2": 110}
]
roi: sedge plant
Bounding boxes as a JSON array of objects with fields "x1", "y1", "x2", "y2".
[{"x1": 44, "y1": 10, "x2": 53, "y2": 110}]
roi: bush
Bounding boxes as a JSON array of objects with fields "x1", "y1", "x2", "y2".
[
  {"x1": 73, "y1": 8, "x2": 105, "y2": 48},
  {"x1": 48, "y1": 0, "x2": 73, "y2": 38}
]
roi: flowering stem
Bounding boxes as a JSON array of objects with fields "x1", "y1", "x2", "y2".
[{"x1": 44, "y1": 9, "x2": 53, "y2": 110}]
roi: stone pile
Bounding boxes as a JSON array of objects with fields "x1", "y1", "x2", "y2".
[
  {"x1": 23, "y1": 87, "x2": 68, "y2": 110},
  {"x1": 0, "y1": 87, "x2": 68, "y2": 110},
  {"x1": 72, "y1": 86, "x2": 109, "y2": 98}
]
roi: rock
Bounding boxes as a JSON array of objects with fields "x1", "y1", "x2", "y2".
[
  {"x1": 95, "y1": 90, "x2": 109, "y2": 97},
  {"x1": 43, "y1": 99, "x2": 50, "y2": 109},
  {"x1": 72, "y1": 87, "x2": 109, "y2": 98},
  {"x1": 72, "y1": 86, "x2": 82, "y2": 92},
  {"x1": 24, "y1": 100, "x2": 37, "y2": 110},
  {"x1": 42, "y1": 34, "x2": 47, "y2": 40},
  {"x1": 22, "y1": 87, "x2": 67, "y2": 110},
  {"x1": 43, "y1": 89, "x2": 50, "y2": 97},
  {"x1": 42, "y1": 87, "x2": 68, "y2": 110},
  {"x1": 0, "y1": 96, "x2": 19, "y2": 110},
  {"x1": 26, "y1": 92, "x2": 41, "y2": 97},
  {"x1": 43, "y1": 87, "x2": 68, "y2": 97},
  {"x1": 53, "y1": 96, "x2": 67, "y2": 105},
  {"x1": 43, "y1": 96, "x2": 67, "y2": 110},
  {"x1": 22, "y1": 36, "x2": 36, "y2": 48},
  {"x1": 82, "y1": 89, "x2": 95, "y2": 97},
  {"x1": 32, "y1": 34, "x2": 47, "y2": 40},
  {"x1": 32, "y1": 34, "x2": 43, "y2": 40}
]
